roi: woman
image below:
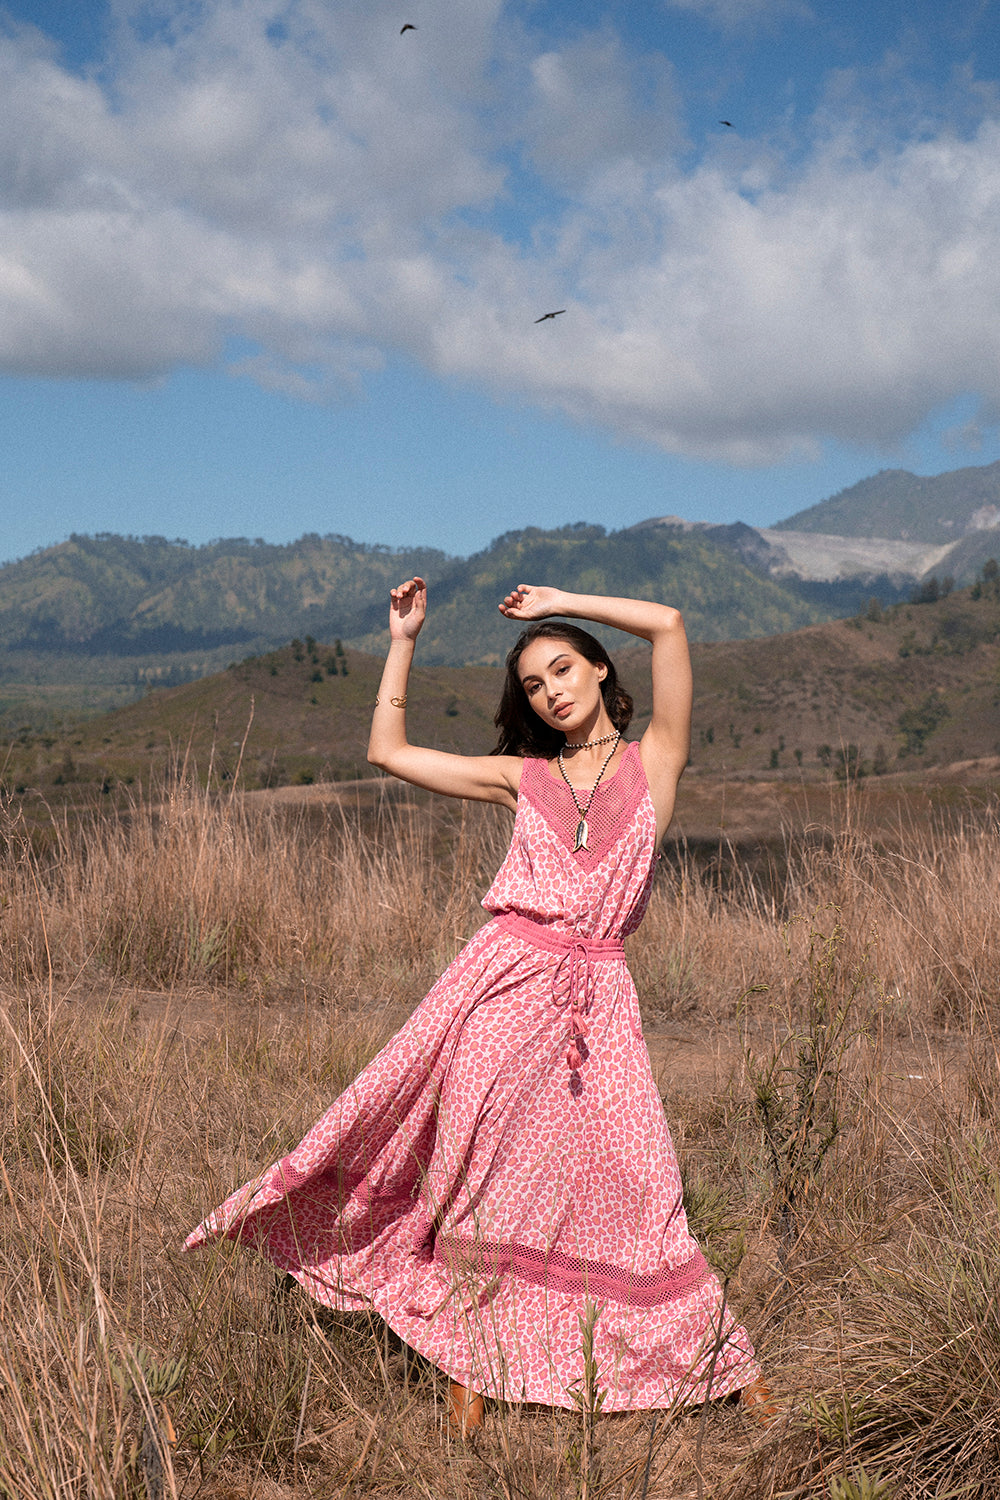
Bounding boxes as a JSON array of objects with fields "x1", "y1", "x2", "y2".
[{"x1": 186, "y1": 579, "x2": 766, "y2": 1432}]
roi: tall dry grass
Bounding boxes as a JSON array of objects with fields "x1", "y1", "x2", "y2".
[
  {"x1": 0, "y1": 781, "x2": 509, "y2": 1000},
  {"x1": 1, "y1": 776, "x2": 999, "y2": 1497}
]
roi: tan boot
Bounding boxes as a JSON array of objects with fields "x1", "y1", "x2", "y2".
[
  {"x1": 739, "y1": 1377, "x2": 778, "y2": 1425},
  {"x1": 448, "y1": 1380, "x2": 485, "y2": 1437}
]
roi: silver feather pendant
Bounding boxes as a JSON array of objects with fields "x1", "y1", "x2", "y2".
[{"x1": 574, "y1": 817, "x2": 589, "y2": 852}]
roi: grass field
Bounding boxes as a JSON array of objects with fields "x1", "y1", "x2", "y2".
[{"x1": 2, "y1": 774, "x2": 1000, "y2": 1498}]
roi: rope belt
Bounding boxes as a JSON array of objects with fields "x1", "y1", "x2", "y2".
[{"x1": 493, "y1": 912, "x2": 625, "y2": 1071}]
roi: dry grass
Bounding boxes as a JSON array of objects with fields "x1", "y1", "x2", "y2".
[{"x1": 1, "y1": 777, "x2": 999, "y2": 1498}]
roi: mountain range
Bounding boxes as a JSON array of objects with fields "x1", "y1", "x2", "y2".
[
  {"x1": 1, "y1": 458, "x2": 998, "y2": 726},
  {"x1": 5, "y1": 574, "x2": 997, "y2": 809}
]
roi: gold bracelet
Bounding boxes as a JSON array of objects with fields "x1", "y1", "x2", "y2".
[{"x1": 375, "y1": 695, "x2": 408, "y2": 707}]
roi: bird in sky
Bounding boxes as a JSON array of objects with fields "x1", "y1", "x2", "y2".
[
  {"x1": 400, "y1": 23, "x2": 417, "y2": 32},
  {"x1": 534, "y1": 309, "x2": 566, "y2": 322},
  {"x1": 719, "y1": 120, "x2": 734, "y2": 127}
]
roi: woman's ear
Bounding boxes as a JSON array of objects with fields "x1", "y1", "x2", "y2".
[{"x1": 597, "y1": 664, "x2": 607, "y2": 681}]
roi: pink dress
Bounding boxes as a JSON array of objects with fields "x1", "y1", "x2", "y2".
[{"x1": 185, "y1": 742, "x2": 759, "y2": 1409}]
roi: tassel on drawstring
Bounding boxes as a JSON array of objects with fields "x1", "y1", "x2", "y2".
[
  {"x1": 561, "y1": 941, "x2": 591, "y2": 1074},
  {"x1": 491, "y1": 914, "x2": 626, "y2": 1083}
]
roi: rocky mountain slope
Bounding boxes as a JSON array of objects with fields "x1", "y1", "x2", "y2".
[
  {"x1": 773, "y1": 459, "x2": 1000, "y2": 542},
  {"x1": 639, "y1": 459, "x2": 1000, "y2": 595}
]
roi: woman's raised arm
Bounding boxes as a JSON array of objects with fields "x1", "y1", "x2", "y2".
[
  {"x1": 499, "y1": 585, "x2": 692, "y2": 838},
  {"x1": 367, "y1": 578, "x2": 521, "y2": 808}
]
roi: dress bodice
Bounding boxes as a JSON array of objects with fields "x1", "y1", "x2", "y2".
[{"x1": 482, "y1": 740, "x2": 658, "y2": 940}]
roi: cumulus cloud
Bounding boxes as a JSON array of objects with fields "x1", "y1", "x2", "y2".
[
  {"x1": 0, "y1": 0, "x2": 999, "y2": 460},
  {"x1": 516, "y1": 29, "x2": 684, "y2": 184}
]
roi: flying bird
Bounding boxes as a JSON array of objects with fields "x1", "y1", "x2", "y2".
[
  {"x1": 400, "y1": 23, "x2": 417, "y2": 32},
  {"x1": 719, "y1": 119, "x2": 734, "y2": 127},
  {"x1": 534, "y1": 309, "x2": 566, "y2": 323}
]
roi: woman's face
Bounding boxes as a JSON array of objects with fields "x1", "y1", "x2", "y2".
[{"x1": 516, "y1": 638, "x2": 609, "y2": 736}]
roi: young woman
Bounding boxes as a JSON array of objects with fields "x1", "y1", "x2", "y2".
[{"x1": 186, "y1": 580, "x2": 766, "y2": 1432}]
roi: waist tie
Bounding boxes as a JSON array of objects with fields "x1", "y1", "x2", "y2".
[{"x1": 493, "y1": 912, "x2": 625, "y2": 1071}]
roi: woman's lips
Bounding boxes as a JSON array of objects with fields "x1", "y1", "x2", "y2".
[{"x1": 554, "y1": 703, "x2": 573, "y2": 718}]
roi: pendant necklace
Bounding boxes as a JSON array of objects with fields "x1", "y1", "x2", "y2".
[{"x1": 557, "y1": 731, "x2": 621, "y2": 852}]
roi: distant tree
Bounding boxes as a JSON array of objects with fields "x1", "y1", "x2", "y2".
[
  {"x1": 898, "y1": 695, "x2": 949, "y2": 756},
  {"x1": 834, "y1": 744, "x2": 864, "y2": 782},
  {"x1": 817, "y1": 743, "x2": 833, "y2": 768},
  {"x1": 912, "y1": 576, "x2": 940, "y2": 604},
  {"x1": 872, "y1": 742, "x2": 890, "y2": 775},
  {"x1": 865, "y1": 597, "x2": 883, "y2": 622},
  {"x1": 940, "y1": 575, "x2": 954, "y2": 598}
]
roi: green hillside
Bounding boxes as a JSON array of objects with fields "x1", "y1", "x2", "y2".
[
  {"x1": 4, "y1": 491, "x2": 998, "y2": 733},
  {"x1": 353, "y1": 523, "x2": 831, "y2": 665},
  {"x1": 0, "y1": 524, "x2": 844, "y2": 727},
  {"x1": 0, "y1": 532, "x2": 450, "y2": 653},
  {"x1": 774, "y1": 460, "x2": 1000, "y2": 542}
]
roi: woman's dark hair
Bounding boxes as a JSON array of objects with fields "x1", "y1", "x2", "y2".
[{"x1": 492, "y1": 621, "x2": 633, "y2": 757}]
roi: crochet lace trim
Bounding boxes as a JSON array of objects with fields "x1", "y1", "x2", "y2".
[
  {"x1": 519, "y1": 741, "x2": 651, "y2": 869},
  {"x1": 435, "y1": 1233, "x2": 711, "y2": 1307}
]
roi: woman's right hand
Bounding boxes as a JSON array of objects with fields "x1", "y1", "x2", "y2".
[
  {"x1": 389, "y1": 577, "x2": 427, "y2": 640},
  {"x1": 498, "y1": 583, "x2": 563, "y2": 620}
]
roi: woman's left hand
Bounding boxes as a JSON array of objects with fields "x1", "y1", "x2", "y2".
[{"x1": 498, "y1": 584, "x2": 563, "y2": 620}]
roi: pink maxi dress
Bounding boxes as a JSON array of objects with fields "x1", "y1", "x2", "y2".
[{"x1": 186, "y1": 741, "x2": 759, "y2": 1409}]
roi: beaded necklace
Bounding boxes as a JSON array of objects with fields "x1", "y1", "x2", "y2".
[
  {"x1": 563, "y1": 729, "x2": 620, "y2": 751},
  {"x1": 556, "y1": 731, "x2": 622, "y2": 852}
]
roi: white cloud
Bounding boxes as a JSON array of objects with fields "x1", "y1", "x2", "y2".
[
  {"x1": 0, "y1": 0, "x2": 999, "y2": 462},
  {"x1": 518, "y1": 30, "x2": 683, "y2": 184}
]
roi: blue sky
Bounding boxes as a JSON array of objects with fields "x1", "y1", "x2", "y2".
[{"x1": 1, "y1": 0, "x2": 999, "y2": 564}]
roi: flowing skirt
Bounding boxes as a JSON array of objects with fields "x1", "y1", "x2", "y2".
[{"x1": 185, "y1": 918, "x2": 758, "y2": 1410}]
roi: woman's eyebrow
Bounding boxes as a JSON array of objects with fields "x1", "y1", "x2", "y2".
[{"x1": 520, "y1": 652, "x2": 570, "y2": 685}]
